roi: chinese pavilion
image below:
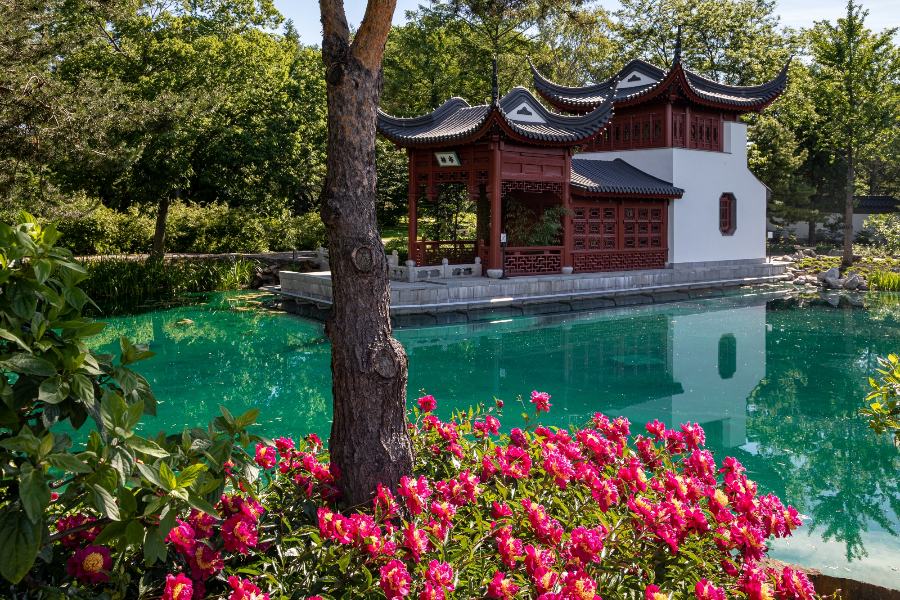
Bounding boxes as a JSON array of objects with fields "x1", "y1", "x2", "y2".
[{"x1": 377, "y1": 38, "x2": 790, "y2": 277}]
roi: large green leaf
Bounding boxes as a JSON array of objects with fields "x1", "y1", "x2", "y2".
[
  {"x1": 158, "y1": 461, "x2": 177, "y2": 491},
  {"x1": 1, "y1": 354, "x2": 56, "y2": 377},
  {"x1": 126, "y1": 436, "x2": 169, "y2": 458},
  {"x1": 176, "y1": 464, "x2": 207, "y2": 489},
  {"x1": 45, "y1": 453, "x2": 91, "y2": 474},
  {"x1": 0, "y1": 503, "x2": 40, "y2": 584},
  {"x1": 88, "y1": 484, "x2": 120, "y2": 520},
  {"x1": 18, "y1": 463, "x2": 50, "y2": 524},
  {"x1": 70, "y1": 373, "x2": 95, "y2": 403}
]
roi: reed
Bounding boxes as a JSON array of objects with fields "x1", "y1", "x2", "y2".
[
  {"x1": 79, "y1": 255, "x2": 257, "y2": 301},
  {"x1": 868, "y1": 269, "x2": 900, "y2": 292}
]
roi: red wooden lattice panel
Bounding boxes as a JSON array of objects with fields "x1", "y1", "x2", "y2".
[
  {"x1": 573, "y1": 250, "x2": 667, "y2": 272},
  {"x1": 622, "y1": 202, "x2": 665, "y2": 251},
  {"x1": 573, "y1": 203, "x2": 617, "y2": 251},
  {"x1": 504, "y1": 248, "x2": 563, "y2": 275},
  {"x1": 501, "y1": 180, "x2": 563, "y2": 197},
  {"x1": 413, "y1": 240, "x2": 478, "y2": 266}
]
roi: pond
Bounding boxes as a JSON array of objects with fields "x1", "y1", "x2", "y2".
[{"x1": 86, "y1": 288, "x2": 900, "y2": 589}]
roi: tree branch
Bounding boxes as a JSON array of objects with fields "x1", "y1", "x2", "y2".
[
  {"x1": 351, "y1": 0, "x2": 398, "y2": 70},
  {"x1": 43, "y1": 517, "x2": 114, "y2": 548}
]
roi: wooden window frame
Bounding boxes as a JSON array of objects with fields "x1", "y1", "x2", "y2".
[{"x1": 719, "y1": 193, "x2": 736, "y2": 235}]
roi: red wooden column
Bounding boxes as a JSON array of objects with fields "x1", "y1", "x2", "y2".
[
  {"x1": 407, "y1": 148, "x2": 418, "y2": 264},
  {"x1": 562, "y1": 147, "x2": 574, "y2": 270},
  {"x1": 489, "y1": 138, "x2": 503, "y2": 272},
  {"x1": 665, "y1": 101, "x2": 673, "y2": 147}
]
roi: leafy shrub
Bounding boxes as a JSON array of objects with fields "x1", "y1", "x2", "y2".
[
  {"x1": 384, "y1": 237, "x2": 410, "y2": 263},
  {"x1": 863, "y1": 213, "x2": 900, "y2": 254},
  {"x1": 78, "y1": 256, "x2": 258, "y2": 301},
  {"x1": 0, "y1": 213, "x2": 268, "y2": 594},
  {"x1": 860, "y1": 353, "x2": 900, "y2": 448},
  {"x1": 505, "y1": 198, "x2": 572, "y2": 247},
  {"x1": 55, "y1": 203, "x2": 327, "y2": 255}
]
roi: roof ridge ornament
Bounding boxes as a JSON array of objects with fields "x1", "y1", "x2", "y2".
[
  {"x1": 673, "y1": 25, "x2": 682, "y2": 67},
  {"x1": 491, "y1": 56, "x2": 499, "y2": 105}
]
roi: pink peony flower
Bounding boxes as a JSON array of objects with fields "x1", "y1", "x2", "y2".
[
  {"x1": 403, "y1": 523, "x2": 431, "y2": 562},
  {"x1": 57, "y1": 513, "x2": 99, "y2": 548},
  {"x1": 417, "y1": 394, "x2": 437, "y2": 413},
  {"x1": 569, "y1": 525, "x2": 607, "y2": 564},
  {"x1": 695, "y1": 579, "x2": 726, "y2": 600},
  {"x1": 255, "y1": 444, "x2": 277, "y2": 469},
  {"x1": 425, "y1": 560, "x2": 454, "y2": 591},
  {"x1": 776, "y1": 567, "x2": 816, "y2": 600},
  {"x1": 222, "y1": 514, "x2": 259, "y2": 554},
  {"x1": 487, "y1": 571, "x2": 519, "y2": 599},
  {"x1": 418, "y1": 583, "x2": 443, "y2": 600},
  {"x1": 380, "y1": 559, "x2": 412, "y2": 599},
  {"x1": 167, "y1": 519, "x2": 196, "y2": 555},
  {"x1": 530, "y1": 390, "x2": 552, "y2": 413},
  {"x1": 563, "y1": 569, "x2": 601, "y2": 600},
  {"x1": 162, "y1": 574, "x2": 193, "y2": 600},
  {"x1": 66, "y1": 545, "x2": 111, "y2": 584},
  {"x1": 190, "y1": 509, "x2": 218, "y2": 539},
  {"x1": 645, "y1": 585, "x2": 669, "y2": 600},
  {"x1": 189, "y1": 543, "x2": 224, "y2": 581},
  {"x1": 491, "y1": 501, "x2": 513, "y2": 519},
  {"x1": 375, "y1": 483, "x2": 399, "y2": 517},
  {"x1": 228, "y1": 576, "x2": 269, "y2": 600},
  {"x1": 275, "y1": 437, "x2": 295, "y2": 456},
  {"x1": 398, "y1": 475, "x2": 432, "y2": 515},
  {"x1": 495, "y1": 398, "x2": 504, "y2": 408},
  {"x1": 509, "y1": 428, "x2": 528, "y2": 448}
]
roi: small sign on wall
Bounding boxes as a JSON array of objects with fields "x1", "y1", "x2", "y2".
[{"x1": 434, "y1": 151, "x2": 461, "y2": 167}]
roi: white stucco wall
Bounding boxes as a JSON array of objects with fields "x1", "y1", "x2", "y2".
[
  {"x1": 668, "y1": 304, "x2": 767, "y2": 447},
  {"x1": 575, "y1": 122, "x2": 767, "y2": 266},
  {"x1": 770, "y1": 213, "x2": 870, "y2": 239}
]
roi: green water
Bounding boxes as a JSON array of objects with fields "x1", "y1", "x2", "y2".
[{"x1": 88, "y1": 289, "x2": 900, "y2": 588}]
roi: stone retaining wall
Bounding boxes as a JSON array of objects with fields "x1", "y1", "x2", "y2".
[{"x1": 759, "y1": 558, "x2": 900, "y2": 600}]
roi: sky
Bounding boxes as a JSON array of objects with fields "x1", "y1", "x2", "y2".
[{"x1": 285, "y1": 0, "x2": 900, "y2": 48}]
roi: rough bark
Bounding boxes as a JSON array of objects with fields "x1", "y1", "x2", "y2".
[
  {"x1": 807, "y1": 220, "x2": 816, "y2": 246},
  {"x1": 152, "y1": 191, "x2": 171, "y2": 256},
  {"x1": 319, "y1": 0, "x2": 413, "y2": 507},
  {"x1": 842, "y1": 151, "x2": 855, "y2": 267}
]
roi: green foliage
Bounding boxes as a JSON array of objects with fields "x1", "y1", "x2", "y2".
[
  {"x1": 748, "y1": 116, "x2": 817, "y2": 224},
  {"x1": 861, "y1": 213, "x2": 900, "y2": 254},
  {"x1": 384, "y1": 238, "x2": 410, "y2": 263},
  {"x1": 0, "y1": 211, "x2": 271, "y2": 593},
  {"x1": 78, "y1": 256, "x2": 257, "y2": 301},
  {"x1": 504, "y1": 199, "x2": 571, "y2": 247},
  {"x1": 860, "y1": 353, "x2": 900, "y2": 448},
  {"x1": 867, "y1": 270, "x2": 900, "y2": 292},
  {"x1": 55, "y1": 202, "x2": 326, "y2": 255}
]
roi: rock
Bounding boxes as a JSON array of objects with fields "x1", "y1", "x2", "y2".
[
  {"x1": 824, "y1": 277, "x2": 842, "y2": 288},
  {"x1": 803, "y1": 248, "x2": 816, "y2": 257},
  {"x1": 792, "y1": 277, "x2": 807, "y2": 285},
  {"x1": 817, "y1": 267, "x2": 840, "y2": 281},
  {"x1": 250, "y1": 274, "x2": 265, "y2": 289},
  {"x1": 843, "y1": 276, "x2": 860, "y2": 290},
  {"x1": 858, "y1": 283, "x2": 870, "y2": 291}
]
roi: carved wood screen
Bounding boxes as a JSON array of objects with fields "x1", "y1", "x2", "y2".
[{"x1": 572, "y1": 200, "x2": 668, "y2": 272}]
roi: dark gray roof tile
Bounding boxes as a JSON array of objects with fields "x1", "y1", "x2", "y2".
[{"x1": 571, "y1": 159, "x2": 684, "y2": 196}]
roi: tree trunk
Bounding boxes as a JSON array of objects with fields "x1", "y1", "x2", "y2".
[
  {"x1": 152, "y1": 190, "x2": 172, "y2": 256},
  {"x1": 319, "y1": 0, "x2": 412, "y2": 507},
  {"x1": 843, "y1": 151, "x2": 854, "y2": 267},
  {"x1": 808, "y1": 220, "x2": 816, "y2": 246}
]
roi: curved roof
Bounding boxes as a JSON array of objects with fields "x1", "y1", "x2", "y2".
[
  {"x1": 531, "y1": 57, "x2": 790, "y2": 113},
  {"x1": 571, "y1": 159, "x2": 684, "y2": 196},
  {"x1": 377, "y1": 87, "x2": 614, "y2": 147}
]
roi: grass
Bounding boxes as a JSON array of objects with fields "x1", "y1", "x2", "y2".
[
  {"x1": 793, "y1": 255, "x2": 900, "y2": 276},
  {"x1": 868, "y1": 270, "x2": 900, "y2": 292},
  {"x1": 79, "y1": 255, "x2": 257, "y2": 302}
]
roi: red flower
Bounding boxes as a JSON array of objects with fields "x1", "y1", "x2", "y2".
[
  {"x1": 646, "y1": 584, "x2": 669, "y2": 600},
  {"x1": 275, "y1": 437, "x2": 295, "y2": 456},
  {"x1": 563, "y1": 570, "x2": 600, "y2": 600},
  {"x1": 590, "y1": 476, "x2": 620, "y2": 512},
  {"x1": 495, "y1": 398, "x2": 504, "y2": 408},
  {"x1": 495, "y1": 527, "x2": 524, "y2": 569},
  {"x1": 418, "y1": 583, "x2": 444, "y2": 600},
  {"x1": 66, "y1": 545, "x2": 111, "y2": 584},
  {"x1": 775, "y1": 568, "x2": 815, "y2": 600},
  {"x1": 695, "y1": 579, "x2": 726, "y2": 600},
  {"x1": 568, "y1": 525, "x2": 606, "y2": 564},
  {"x1": 57, "y1": 514, "x2": 99, "y2": 548},
  {"x1": 417, "y1": 394, "x2": 437, "y2": 412},
  {"x1": 398, "y1": 475, "x2": 432, "y2": 515},
  {"x1": 228, "y1": 576, "x2": 269, "y2": 600},
  {"x1": 532, "y1": 566, "x2": 558, "y2": 595},
  {"x1": 487, "y1": 571, "x2": 519, "y2": 599},
  {"x1": 425, "y1": 560, "x2": 455, "y2": 591},
  {"x1": 162, "y1": 574, "x2": 194, "y2": 600},
  {"x1": 681, "y1": 422, "x2": 706, "y2": 450},
  {"x1": 167, "y1": 519, "x2": 196, "y2": 555},
  {"x1": 509, "y1": 428, "x2": 529, "y2": 448},
  {"x1": 380, "y1": 559, "x2": 412, "y2": 599},
  {"x1": 190, "y1": 509, "x2": 217, "y2": 539},
  {"x1": 189, "y1": 543, "x2": 224, "y2": 581},
  {"x1": 375, "y1": 483, "x2": 399, "y2": 518},
  {"x1": 542, "y1": 447, "x2": 575, "y2": 487},
  {"x1": 530, "y1": 390, "x2": 552, "y2": 413},
  {"x1": 491, "y1": 501, "x2": 513, "y2": 519},
  {"x1": 255, "y1": 444, "x2": 277, "y2": 469},
  {"x1": 222, "y1": 514, "x2": 258, "y2": 554},
  {"x1": 403, "y1": 523, "x2": 431, "y2": 562}
]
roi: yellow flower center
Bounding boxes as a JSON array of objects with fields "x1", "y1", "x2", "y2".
[
  {"x1": 173, "y1": 584, "x2": 186, "y2": 598},
  {"x1": 82, "y1": 552, "x2": 103, "y2": 573},
  {"x1": 574, "y1": 580, "x2": 594, "y2": 600},
  {"x1": 714, "y1": 489, "x2": 729, "y2": 506},
  {"x1": 652, "y1": 593, "x2": 668, "y2": 600},
  {"x1": 760, "y1": 583, "x2": 774, "y2": 600}
]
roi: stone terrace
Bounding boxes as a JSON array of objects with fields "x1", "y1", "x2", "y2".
[{"x1": 270, "y1": 261, "x2": 790, "y2": 327}]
